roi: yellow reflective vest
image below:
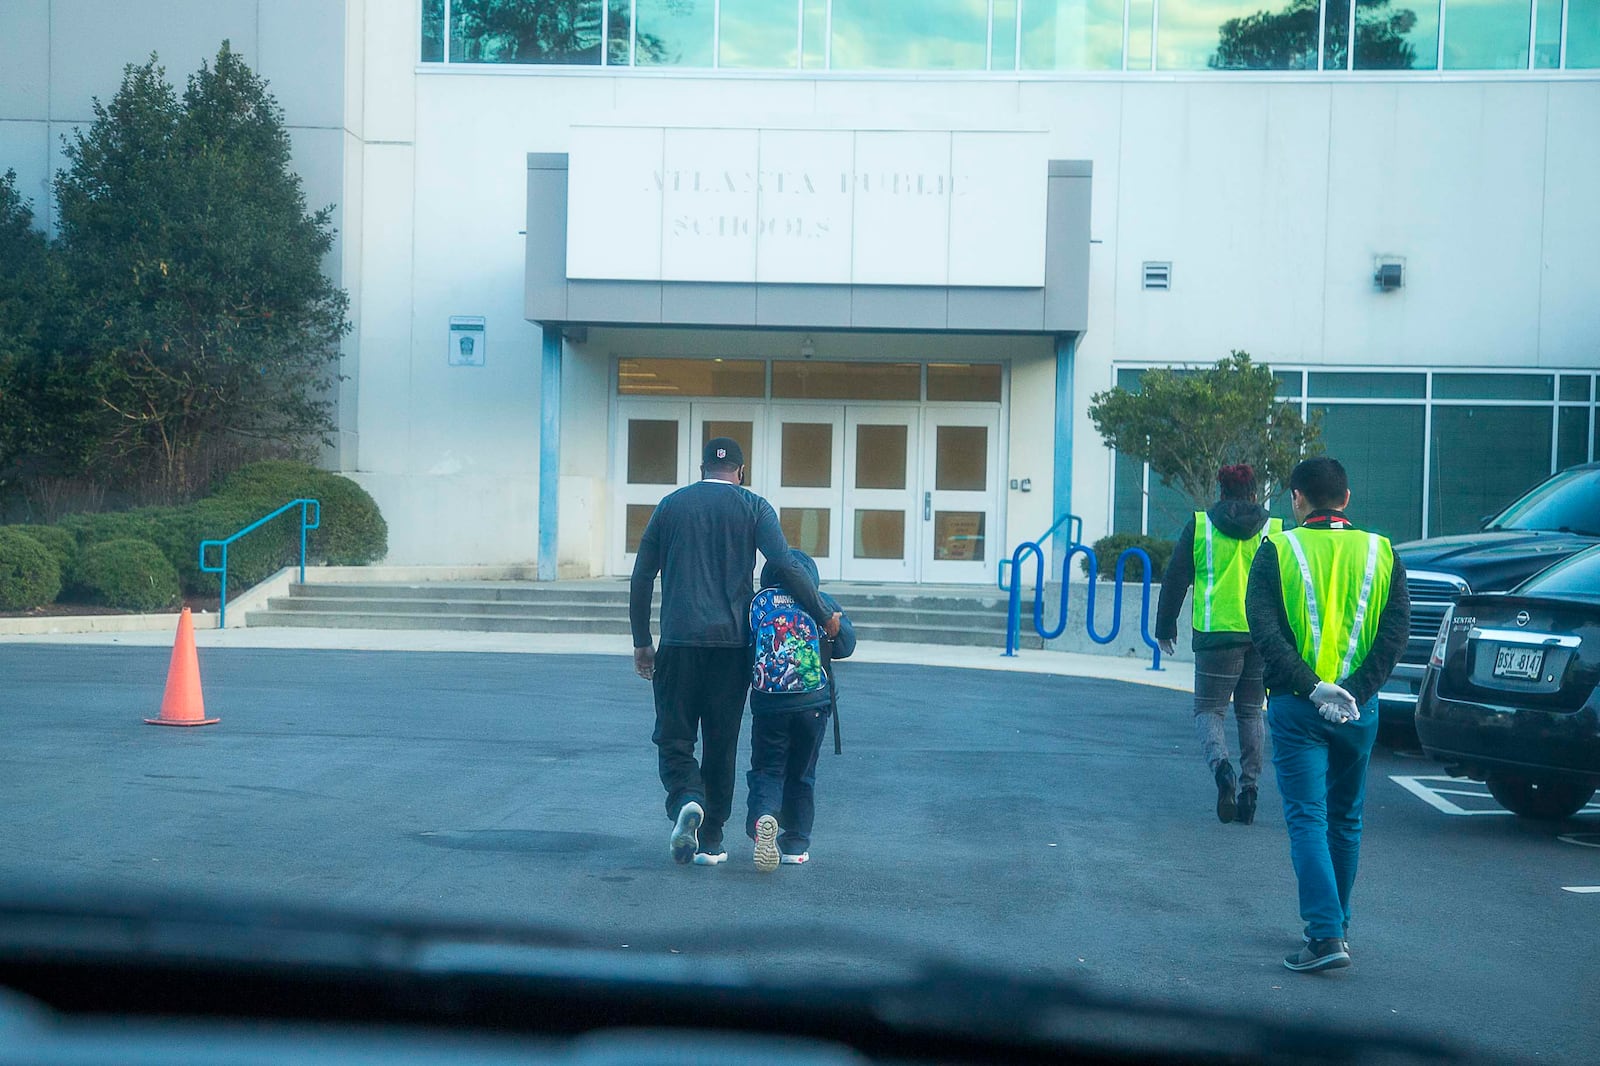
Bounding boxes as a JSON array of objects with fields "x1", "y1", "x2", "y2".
[
  {"x1": 1266, "y1": 525, "x2": 1395, "y2": 683},
  {"x1": 1193, "y1": 512, "x2": 1282, "y2": 634}
]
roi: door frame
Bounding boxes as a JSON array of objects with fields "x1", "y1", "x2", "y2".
[
  {"x1": 762, "y1": 405, "x2": 846, "y2": 582},
  {"x1": 918, "y1": 405, "x2": 1004, "y2": 585},
  {"x1": 841, "y1": 406, "x2": 921, "y2": 583},
  {"x1": 612, "y1": 399, "x2": 692, "y2": 575}
]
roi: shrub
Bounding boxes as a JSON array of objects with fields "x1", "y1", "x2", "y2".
[
  {"x1": 57, "y1": 507, "x2": 175, "y2": 550},
  {"x1": 73, "y1": 538, "x2": 181, "y2": 612},
  {"x1": 1081, "y1": 533, "x2": 1175, "y2": 581},
  {"x1": 8, "y1": 525, "x2": 78, "y2": 582},
  {"x1": 0, "y1": 527, "x2": 63, "y2": 610},
  {"x1": 211, "y1": 460, "x2": 387, "y2": 566}
]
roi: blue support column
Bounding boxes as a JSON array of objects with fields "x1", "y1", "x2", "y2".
[
  {"x1": 538, "y1": 325, "x2": 562, "y2": 581},
  {"x1": 1051, "y1": 333, "x2": 1077, "y2": 569}
]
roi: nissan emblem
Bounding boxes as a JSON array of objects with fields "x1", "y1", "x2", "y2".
[{"x1": 1515, "y1": 610, "x2": 1530, "y2": 627}]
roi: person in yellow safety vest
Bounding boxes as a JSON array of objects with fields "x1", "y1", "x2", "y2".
[
  {"x1": 1155, "y1": 464, "x2": 1282, "y2": 825},
  {"x1": 1245, "y1": 457, "x2": 1410, "y2": 974}
]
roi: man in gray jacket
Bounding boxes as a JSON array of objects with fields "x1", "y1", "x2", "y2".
[{"x1": 631, "y1": 437, "x2": 839, "y2": 867}]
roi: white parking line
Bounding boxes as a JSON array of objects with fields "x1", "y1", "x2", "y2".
[
  {"x1": 1561, "y1": 886, "x2": 1600, "y2": 894},
  {"x1": 1389, "y1": 776, "x2": 1512, "y2": 816},
  {"x1": 1391, "y1": 775, "x2": 1600, "y2": 818}
]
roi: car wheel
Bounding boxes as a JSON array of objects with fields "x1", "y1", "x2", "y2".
[{"x1": 1484, "y1": 775, "x2": 1596, "y2": 820}]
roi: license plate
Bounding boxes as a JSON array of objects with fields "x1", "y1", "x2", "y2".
[{"x1": 1493, "y1": 646, "x2": 1545, "y2": 680}]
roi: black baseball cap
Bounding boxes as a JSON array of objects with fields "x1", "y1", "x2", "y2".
[{"x1": 702, "y1": 437, "x2": 744, "y2": 468}]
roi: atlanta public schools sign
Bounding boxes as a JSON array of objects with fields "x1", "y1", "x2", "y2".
[{"x1": 565, "y1": 126, "x2": 1048, "y2": 288}]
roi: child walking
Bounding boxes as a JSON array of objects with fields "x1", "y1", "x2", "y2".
[{"x1": 745, "y1": 549, "x2": 856, "y2": 873}]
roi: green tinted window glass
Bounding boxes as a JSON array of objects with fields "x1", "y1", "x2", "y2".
[
  {"x1": 1442, "y1": 0, "x2": 1530, "y2": 68},
  {"x1": 1020, "y1": 0, "x2": 1125, "y2": 69},
  {"x1": 1116, "y1": 368, "x2": 1144, "y2": 391},
  {"x1": 422, "y1": 0, "x2": 445, "y2": 60},
  {"x1": 801, "y1": 0, "x2": 828, "y2": 67},
  {"x1": 830, "y1": 0, "x2": 988, "y2": 69},
  {"x1": 1148, "y1": 475, "x2": 1193, "y2": 539},
  {"x1": 1307, "y1": 372, "x2": 1426, "y2": 398},
  {"x1": 1561, "y1": 376, "x2": 1594, "y2": 401},
  {"x1": 1534, "y1": 0, "x2": 1563, "y2": 66},
  {"x1": 1355, "y1": 0, "x2": 1439, "y2": 68},
  {"x1": 1128, "y1": 0, "x2": 1155, "y2": 67},
  {"x1": 1429, "y1": 406, "x2": 1554, "y2": 536},
  {"x1": 991, "y1": 0, "x2": 1019, "y2": 69},
  {"x1": 608, "y1": 0, "x2": 633, "y2": 62},
  {"x1": 635, "y1": 0, "x2": 713, "y2": 65},
  {"x1": 1114, "y1": 453, "x2": 1144, "y2": 533},
  {"x1": 1325, "y1": 0, "x2": 1351, "y2": 68},
  {"x1": 1274, "y1": 371, "x2": 1303, "y2": 398},
  {"x1": 1571, "y1": 0, "x2": 1600, "y2": 66},
  {"x1": 1558, "y1": 408, "x2": 1592, "y2": 470},
  {"x1": 1433, "y1": 373, "x2": 1553, "y2": 401},
  {"x1": 1164, "y1": 0, "x2": 1321, "y2": 70},
  {"x1": 1311, "y1": 404, "x2": 1425, "y2": 543},
  {"x1": 719, "y1": 0, "x2": 800, "y2": 67},
  {"x1": 450, "y1": 0, "x2": 604, "y2": 64}
]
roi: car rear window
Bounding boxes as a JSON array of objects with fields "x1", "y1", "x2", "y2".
[
  {"x1": 1519, "y1": 547, "x2": 1600, "y2": 603},
  {"x1": 1488, "y1": 468, "x2": 1600, "y2": 535}
]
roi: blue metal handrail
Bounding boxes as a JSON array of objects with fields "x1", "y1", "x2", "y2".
[
  {"x1": 1003, "y1": 541, "x2": 1162, "y2": 670},
  {"x1": 199, "y1": 498, "x2": 320, "y2": 629},
  {"x1": 997, "y1": 513, "x2": 1083, "y2": 591}
]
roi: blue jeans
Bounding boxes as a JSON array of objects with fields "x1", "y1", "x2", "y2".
[
  {"x1": 746, "y1": 708, "x2": 828, "y2": 853},
  {"x1": 1268, "y1": 693, "x2": 1379, "y2": 940}
]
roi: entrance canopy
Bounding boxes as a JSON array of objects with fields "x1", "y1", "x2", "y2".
[{"x1": 525, "y1": 136, "x2": 1091, "y2": 333}]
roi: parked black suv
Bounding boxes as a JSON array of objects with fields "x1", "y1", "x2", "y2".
[{"x1": 1382, "y1": 462, "x2": 1600, "y2": 734}]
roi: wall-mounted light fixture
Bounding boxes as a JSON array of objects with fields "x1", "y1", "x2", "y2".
[
  {"x1": 1373, "y1": 257, "x2": 1404, "y2": 292},
  {"x1": 800, "y1": 336, "x2": 816, "y2": 359}
]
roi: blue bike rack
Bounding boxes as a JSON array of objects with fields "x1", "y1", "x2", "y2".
[{"x1": 1003, "y1": 541, "x2": 1162, "y2": 670}]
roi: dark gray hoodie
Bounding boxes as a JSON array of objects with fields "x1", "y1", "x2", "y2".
[{"x1": 1155, "y1": 500, "x2": 1273, "y2": 650}]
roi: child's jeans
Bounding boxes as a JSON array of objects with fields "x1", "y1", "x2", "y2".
[{"x1": 746, "y1": 708, "x2": 829, "y2": 854}]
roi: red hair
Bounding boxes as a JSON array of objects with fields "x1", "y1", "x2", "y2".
[{"x1": 1217, "y1": 464, "x2": 1258, "y2": 501}]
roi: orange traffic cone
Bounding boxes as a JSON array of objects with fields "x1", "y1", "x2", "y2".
[{"x1": 145, "y1": 608, "x2": 218, "y2": 727}]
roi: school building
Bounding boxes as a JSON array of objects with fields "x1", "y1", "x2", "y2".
[{"x1": 3, "y1": 1, "x2": 1598, "y2": 584}]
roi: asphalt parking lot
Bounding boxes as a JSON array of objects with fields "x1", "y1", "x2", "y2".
[{"x1": 2, "y1": 644, "x2": 1596, "y2": 1061}]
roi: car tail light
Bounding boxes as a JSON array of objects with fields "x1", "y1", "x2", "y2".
[{"x1": 1429, "y1": 606, "x2": 1455, "y2": 668}]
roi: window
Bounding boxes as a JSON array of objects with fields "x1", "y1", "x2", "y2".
[
  {"x1": 1312, "y1": 404, "x2": 1425, "y2": 542},
  {"x1": 1442, "y1": 0, "x2": 1531, "y2": 68},
  {"x1": 927, "y1": 364, "x2": 1003, "y2": 403},
  {"x1": 1020, "y1": 0, "x2": 1126, "y2": 70},
  {"x1": 1429, "y1": 406, "x2": 1554, "y2": 535},
  {"x1": 772, "y1": 361, "x2": 920, "y2": 401},
  {"x1": 422, "y1": 0, "x2": 1595, "y2": 69},
  {"x1": 617, "y1": 358, "x2": 765, "y2": 397},
  {"x1": 1307, "y1": 372, "x2": 1425, "y2": 399},
  {"x1": 719, "y1": 0, "x2": 802, "y2": 67},
  {"x1": 1434, "y1": 373, "x2": 1553, "y2": 401},
  {"x1": 828, "y1": 0, "x2": 989, "y2": 69},
  {"x1": 1519, "y1": 546, "x2": 1600, "y2": 603}
]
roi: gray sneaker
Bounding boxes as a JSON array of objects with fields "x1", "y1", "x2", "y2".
[
  {"x1": 1285, "y1": 938, "x2": 1351, "y2": 972},
  {"x1": 670, "y1": 802, "x2": 703, "y2": 865}
]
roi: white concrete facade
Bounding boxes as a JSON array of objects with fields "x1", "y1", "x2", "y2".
[{"x1": 4, "y1": 3, "x2": 1598, "y2": 575}]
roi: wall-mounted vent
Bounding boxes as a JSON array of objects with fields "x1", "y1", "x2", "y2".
[{"x1": 1142, "y1": 262, "x2": 1172, "y2": 291}]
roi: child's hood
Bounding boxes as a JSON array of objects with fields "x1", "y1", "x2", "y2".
[{"x1": 760, "y1": 549, "x2": 821, "y2": 594}]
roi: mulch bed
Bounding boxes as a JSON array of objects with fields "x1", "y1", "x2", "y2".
[{"x1": 0, "y1": 595, "x2": 222, "y2": 620}]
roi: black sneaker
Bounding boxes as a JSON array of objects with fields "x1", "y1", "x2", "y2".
[
  {"x1": 1304, "y1": 928, "x2": 1350, "y2": 956},
  {"x1": 670, "y1": 802, "x2": 703, "y2": 865},
  {"x1": 1236, "y1": 787, "x2": 1258, "y2": 825},
  {"x1": 1285, "y1": 938, "x2": 1351, "y2": 972},
  {"x1": 1215, "y1": 762, "x2": 1238, "y2": 824}
]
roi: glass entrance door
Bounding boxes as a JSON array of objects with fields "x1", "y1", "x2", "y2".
[
  {"x1": 763, "y1": 407, "x2": 845, "y2": 581},
  {"x1": 842, "y1": 408, "x2": 919, "y2": 583},
  {"x1": 919, "y1": 407, "x2": 1002, "y2": 584},
  {"x1": 613, "y1": 400, "x2": 692, "y2": 573}
]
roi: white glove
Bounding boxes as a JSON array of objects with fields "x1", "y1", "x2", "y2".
[{"x1": 1311, "y1": 681, "x2": 1360, "y2": 724}]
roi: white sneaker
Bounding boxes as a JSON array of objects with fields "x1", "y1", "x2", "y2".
[
  {"x1": 779, "y1": 851, "x2": 809, "y2": 865},
  {"x1": 670, "y1": 802, "x2": 703, "y2": 865},
  {"x1": 753, "y1": 815, "x2": 780, "y2": 873},
  {"x1": 692, "y1": 849, "x2": 727, "y2": 866}
]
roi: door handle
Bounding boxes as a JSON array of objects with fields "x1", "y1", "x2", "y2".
[{"x1": 924, "y1": 492, "x2": 931, "y2": 521}]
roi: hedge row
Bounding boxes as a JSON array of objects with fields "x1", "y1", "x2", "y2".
[{"x1": 0, "y1": 462, "x2": 387, "y2": 612}]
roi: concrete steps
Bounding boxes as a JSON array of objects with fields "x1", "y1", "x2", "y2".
[{"x1": 245, "y1": 581, "x2": 1043, "y2": 649}]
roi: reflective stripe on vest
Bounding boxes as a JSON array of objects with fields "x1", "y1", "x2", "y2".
[
  {"x1": 1268, "y1": 526, "x2": 1395, "y2": 683},
  {"x1": 1193, "y1": 512, "x2": 1282, "y2": 634}
]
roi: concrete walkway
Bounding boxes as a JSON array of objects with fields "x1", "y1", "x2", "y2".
[{"x1": 0, "y1": 625, "x2": 1195, "y2": 692}]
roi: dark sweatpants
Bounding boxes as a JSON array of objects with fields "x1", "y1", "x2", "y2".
[
  {"x1": 745, "y1": 708, "x2": 829, "y2": 853},
  {"x1": 651, "y1": 644, "x2": 751, "y2": 851}
]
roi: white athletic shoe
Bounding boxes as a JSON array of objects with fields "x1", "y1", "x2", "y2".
[
  {"x1": 670, "y1": 802, "x2": 703, "y2": 865},
  {"x1": 692, "y1": 849, "x2": 727, "y2": 866},
  {"x1": 779, "y1": 851, "x2": 809, "y2": 865},
  {"x1": 753, "y1": 815, "x2": 780, "y2": 873}
]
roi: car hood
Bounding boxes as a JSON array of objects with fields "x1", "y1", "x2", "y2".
[{"x1": 1394, "y1": 529, "x2": 1598, "y2": 592}]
